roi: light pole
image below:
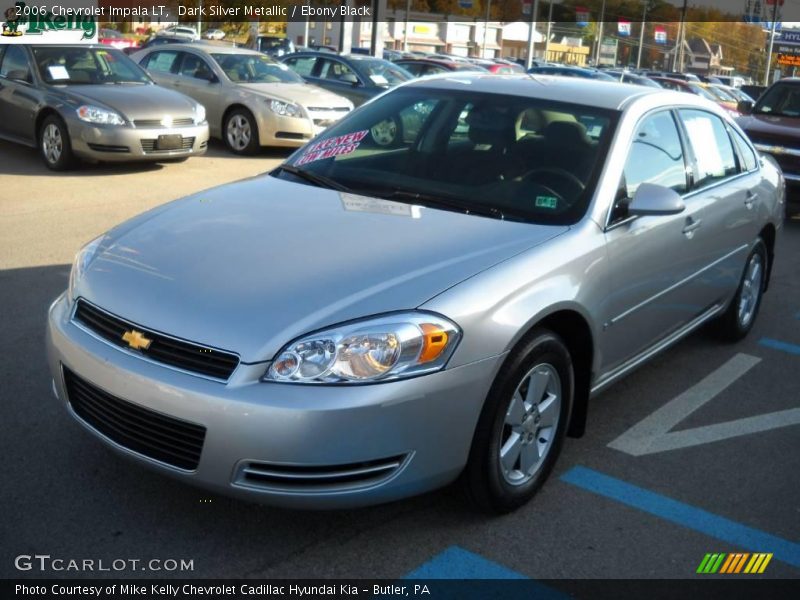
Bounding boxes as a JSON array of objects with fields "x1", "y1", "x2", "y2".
[
  {"x1": 404, "y1": 0, "x2": 411, "y2": 52},
  {"x1": 525, "y1": 0, "x2": 540, "y2": 69},
  {"x1": 544, "y1": 1, "x2": 553, "y2": 63},
  {"x1": 636, "y1": 1, "x2": 649, "y2": 70},
  {"x1": 594, "y1": 0, "x2": 607, "y2": 65},
  {"x1": 764, "y1": 0, "x2": 781, "y2": 85},
  {"x1": 482, "y1": 0, "x2": 492, "y2": 59}
]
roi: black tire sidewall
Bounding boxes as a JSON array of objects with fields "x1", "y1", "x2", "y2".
[
  {"x1": 466, "y1": 330, "x2": 574, "y2": 513},
  {"x1": 224, "y1": 109, "x2": 259, "y2": 155},
  {"x1": 39, "y1": 115, "x2": 74, "y2": 171}
]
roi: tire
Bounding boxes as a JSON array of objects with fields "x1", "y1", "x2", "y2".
[
  {"x1": 463, "y1": 329, "x2": 574, "y2": 514},
  {"x1": 223, "y1": 108, "x2": 259, "y2": 155},
  {"x1": 39, "y1": 114, "x2": 75, "y2": 171},
  {"x1": 369, "y1": 116, "x2": 403, "y2": 148},
  {"x1": 714, "y1": 239, "x2": 767, "y2": 342}
]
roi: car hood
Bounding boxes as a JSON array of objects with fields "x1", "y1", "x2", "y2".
[
  {"x1": 239, "y1": 82, "x2": 352, "y2": 108},
  {"x1": 737, "y1": 113, "x2": 800, "y2": 140},
  {"x1": 76, "y1": 177, "x2": 567, "y2": 363},
  {"x1": 63, "y1": 84, "x2": 198, "y2": 120}
]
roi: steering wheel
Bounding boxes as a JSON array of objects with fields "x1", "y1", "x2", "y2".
[{"x1": 520, "y1": 167, "x2": 585, "y2": 199}]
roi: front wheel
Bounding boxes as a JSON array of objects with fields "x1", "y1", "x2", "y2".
[
  {"x1": 224, "y1": 108, "x2": 258, "y2": 155},
  {"x1": 714, "y1": 239, "x2": 767, "y2": 341},
  {"x1": 463, "y1": 329, "x2": 573, "y2": 513},
  {"x1": 39, "y1": 115, "x2": 75, "y2": 171}
]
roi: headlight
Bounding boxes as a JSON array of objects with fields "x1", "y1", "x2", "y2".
[
  {"x1": 68, "y1": 235, "x2": 105, "y2": 303},
  {"x1": 268, "y1": 99, "x2": 303, "y2": 118},
  {"x1": 264, "y1": 312, "x2": 461, "y2": 384},
  {"x1": 194, "y1": 103, "x2": 206, "y2": 124},
  {"x1": 76, "y1": 105, "x2": 125, "y2": 126}
]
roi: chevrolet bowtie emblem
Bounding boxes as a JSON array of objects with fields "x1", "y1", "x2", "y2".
[{"x1": 122, "y1": 329, "x2": 152, "y2": 351}]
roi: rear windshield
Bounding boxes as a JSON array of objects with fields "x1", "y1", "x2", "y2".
[{"x1": 278, "y1": 87, "x2": 618, "y2": 225}]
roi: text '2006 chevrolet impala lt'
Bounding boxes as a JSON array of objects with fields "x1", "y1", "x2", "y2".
[{"x1": 47, "y1": 75, "x2": 785, "y2": 512}]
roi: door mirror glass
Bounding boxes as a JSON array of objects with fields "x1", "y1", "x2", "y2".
[
  {"x1": 628, "y1": 183, "x2": 686, "y2": 216},
  {"x1": 6, "y1": 69, "x2": 30, "y2": 82},
  {"x1": 737, "y1": 99, "x2": 754, "y2": 115}
]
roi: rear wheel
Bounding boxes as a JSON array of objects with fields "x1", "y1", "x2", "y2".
[
  {"x1": 39, "y1": 115, "x2": 75, "y2": 171},
  {"x1": 715, "y1": 239, "x2": 767, "y2": 341},
  {"x1": 463, "y1": 329, "x2": 573, "y2": 513}
]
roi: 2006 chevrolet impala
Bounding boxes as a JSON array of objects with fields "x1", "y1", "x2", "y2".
[{"x1": 47, "y1": 75, "x2": 784, "y2": 512}]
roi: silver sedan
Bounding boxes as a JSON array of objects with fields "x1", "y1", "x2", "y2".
[
  {"x1": 131, "y1": 44, "x2": 353, "y2": 154},
  {"x1": 47, "y1": 75, "x2": 784, "y2": 512}
]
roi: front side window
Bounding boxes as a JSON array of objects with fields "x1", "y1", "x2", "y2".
[
  {"x1": 622, "y1": 111, "x2": 687, "y2": 198},
  {"x1": 0, "y1": 45, "x2": 31, "y2": 82},
  {"x1": 319, "y1": 58, "x2": 357, "y2": 82},
  {"x1": 179, "y1": 53, "x2": 213, "y2": 80},
  {"x1": 282, "y1": 56, "x2": 317, "y2": 77},
  {"x1": 679, "y1": 109, "x2": 738, "y2": 188},
  {"x1": 277, "y1": 88, "x2": 617, "y2": 225}
]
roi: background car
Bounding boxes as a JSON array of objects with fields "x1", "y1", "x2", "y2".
[
  {"x1": 606, "y1": 70, "x2": 663, "y2": 88},
  {"x1": 250, "y1": 35, "x2": 296, "y2": 58},
  {"x1": 0, "y1": 44, "x2": 208, "y2": 169},
  {"x1": 651, "y1": 77, "x2": 739, "y2": 115},
  {"x1": 203, "y1": 28, "x2": 226, "y2": 41},
  {"x1": 394, "y1": 58, "x2": 487, "y2": 77},
  {"x1": 528, "y1": 65, "x2": 616, "y2": 80},
  {"x1": 280, "y1": 51, "x2": 413, "y2": 106},
  {"x1": 132, "y1": 45, "x2": 353, "y2": 154},
  {"x1": 158, "y1": 26, "x2": 199, "y2": 41},
  {"x1": 98, "y1": 28, "x2": 140, "y2": 51}
]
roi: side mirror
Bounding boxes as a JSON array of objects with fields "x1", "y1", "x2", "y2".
[
  {"x1": 7, "y1": 69, "x2": 30, "y2": 83},
  {"x1": 340, "y1": 73, "x2": 359, "y2": 85},
  {"x1": 628, "y1": 183, "x2": 685, "y2": 216},
  {"x1": 737, "y1": 100, "x2": 754, "y2": 115},
  {"x1": 202, "y1": 72, "x2": 218, "y2": 83}
]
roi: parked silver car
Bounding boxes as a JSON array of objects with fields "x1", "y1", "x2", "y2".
[
  {"x1": 132, "y1": 45, "x2": 353, "y2": 154},
  {"x1": 0, "y1": 44, "x2": 208, "y2": 169},
  {"x1": 47, "y1": 75, "x2": 784, "y2": 512}
]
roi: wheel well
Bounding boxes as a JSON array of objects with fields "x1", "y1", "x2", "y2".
[
  {"x1": 759, "y1": 224, "x2": 776, "y2": 292},
  {"x1": 35, "y1": 108, "x2": 61, "y2": 140},
  {"x1": 536, "y1": 310, "x2": 593, "y2": 438}
]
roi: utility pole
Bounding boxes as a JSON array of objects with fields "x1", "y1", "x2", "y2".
[
  {"x1": 636, "y1": 0, "x2": 648, "y2": 70},
  {"x1": 483, "y1": 0, "x2": 492, "y2": 59},
  {"x1": 197, "y1": 0, "x2": 202, "y2": 37},
  {"x1": 672, "y1": 0, "x2": 688, "y2": 72},
  {"x1": 764, "y1": 0, "x2": 780, "y2": 85},
  {"x1": 594, "y1": 0, "x2": 607, "y2": 65},
  {"x1": 403, "y1": 0, "x2": 411, "y2": 52},
  {"x1": 525, "y1": 0, "x2": 540, "y2": 69},
  {"x1": 545, "y1": 1, "x2": 553, "y2": 63}
]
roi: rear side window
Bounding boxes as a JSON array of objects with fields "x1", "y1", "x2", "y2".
[
  {"x1": 622, "y1": 110, "x2": 687, "y2": 197},
  {"x1": 144, "y1": 51, "x2": 179, "y2": 74},
  {"x1": 179, "y1": 53, "x2": 212, "y2": 79},
  {"x1": 731, "y1": 128, "x2": 758, "y2": 172},
  {"x1": 679, "y1": 109, "x2": 738, "y2": 188}
]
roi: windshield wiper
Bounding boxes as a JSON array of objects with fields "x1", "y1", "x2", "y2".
[
  {"x1": 385, "y1": 189, "x2": 505, "y2": 220},
  {"x1": 273, "y1": 164, "x2": 353, "y2": 193}
]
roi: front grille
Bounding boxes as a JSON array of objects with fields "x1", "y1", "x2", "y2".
[
  {"x1": 73, "y1": 299, "x2": 239, "y2": 381},
  {"x1": 87, "y1": 143, "x2": 130, "y2": 153},
  {"x1": 63, "y1": 367, "x2": 206, "y2": 470},
  {"x1": 134, "y1": 118, "x2": 195, "y2": 128},
  {"x1": 234, "y1": 455, "x2": 408, "y2": 492},
  {"x1": 140, "y1": 137, "x2": 195, "y2": 153}
]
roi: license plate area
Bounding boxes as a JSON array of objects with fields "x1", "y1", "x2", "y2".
[{"x1": 156, "y1": 134, "x2": 182, "y2": 150}]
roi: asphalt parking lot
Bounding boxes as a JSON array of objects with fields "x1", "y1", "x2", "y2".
[{"x1": 1, "y1": 140, "x2": 799, "y2": 583}]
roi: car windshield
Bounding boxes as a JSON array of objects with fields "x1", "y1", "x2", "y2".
[
  {"x1": 211, "y1": 53, "x2": 303, "y2": 83},
  {"x1": 353, "y1": 58, "x2": 412, "y2": 85},
  {"x1": 754, "y1": 83, "x2": 800, "y2": 117},
  {"x1": 32, "y1": 47, "x2": 150, "y2": 85},
  {"x1": 275, "y1": 87, "x2": 617, "y2": 225}
]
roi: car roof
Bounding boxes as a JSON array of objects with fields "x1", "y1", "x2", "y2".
[
  {"x1": 405, "y1": 73, "x2": 661, "y2": 110},
  {"x1": 152, "y1": 43, "x2": 259, "y2": 55}
]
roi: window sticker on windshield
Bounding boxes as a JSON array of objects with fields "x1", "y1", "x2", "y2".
[
  {"x1": 48, "y1": 66, "x2": 70, "y2": 80},
  {"x1": 535, "y1": 195, "x2": 559, "y2": 209},
  {"x1": 369, "y1": 74, "x2": 389, "y2": 85},
  {"x1": 295, "y1": 130, "x2": 368, "y2": 166}
]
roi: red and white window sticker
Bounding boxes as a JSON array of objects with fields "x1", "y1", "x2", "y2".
[{"x1": 295, "y1": 130, "x2": 368, "y2": 166}]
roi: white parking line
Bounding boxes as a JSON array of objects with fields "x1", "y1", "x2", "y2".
[{"x1": 609, "y1": 353, "x2": 800, "y2": 456}]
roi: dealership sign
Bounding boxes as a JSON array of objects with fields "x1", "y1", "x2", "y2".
[{"x1": 2, "y1": 1, "x2": 98, "y2": 43}]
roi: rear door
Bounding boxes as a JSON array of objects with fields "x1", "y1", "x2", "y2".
[
  {"x1": 675, "y1": 108, "x2": 763, "y2": 304},
  {"x1": 174, "y1": 51, "x2": 223, "y2": 128},
  {"x1": 315, "y1": 57, "x2": 372, "y2": 105}
]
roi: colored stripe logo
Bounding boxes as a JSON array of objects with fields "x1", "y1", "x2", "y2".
[{"x1": 697, "y1": 553, "x2": 773, "y2": 574}]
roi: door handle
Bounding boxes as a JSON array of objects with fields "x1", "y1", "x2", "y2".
[
  {"x1": 744, "y1": 191, "x2": 758, "y2": 209},
  {"x1": 682, "y1": 217, "x2": 702, "y2": 237}
]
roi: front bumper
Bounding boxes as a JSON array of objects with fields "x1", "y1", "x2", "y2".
[
  {"x1": 67, "y1": 118, "x2": 209, "y2": 162},
  {"x1": 46, "y1": 294, "x2": 502, "y2": 509},
  {"x1": 255, "y1": 109, "x2": 348, "y2": 148}
]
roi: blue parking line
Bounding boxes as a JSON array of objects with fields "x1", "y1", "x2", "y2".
[
  {"x1": 759, "y1": 337, "x2": 800, "y2": 356},
  {"x1": 561, "y1": 466, "x2": 800, "y2": 569},
  {"x1": 404, "y1": 546, "x2": 527, "y2": 579}
]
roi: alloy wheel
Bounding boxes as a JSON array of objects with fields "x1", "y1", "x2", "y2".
[
  {"x1": 42, "y1": 123, "x2": 63, "y2": 164},
  {"x1": 738, "y1": 252, "x2": 763, "y2": 329}
]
